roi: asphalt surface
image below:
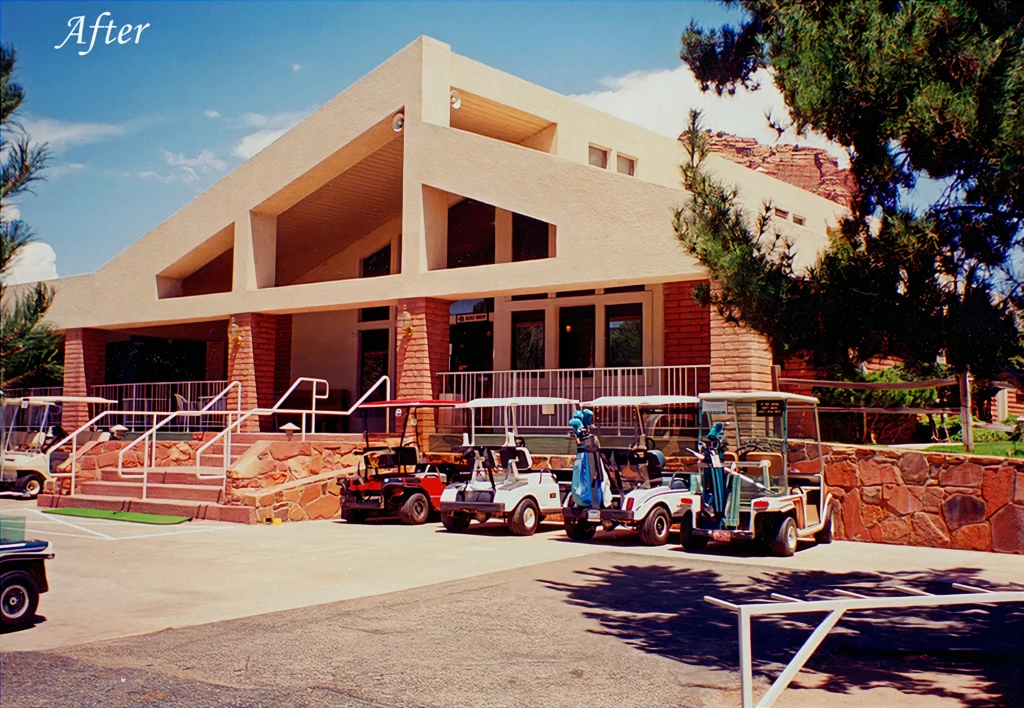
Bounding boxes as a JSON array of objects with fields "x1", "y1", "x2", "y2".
[{"x1": 3, "y1": 550, "x2": 1021, "y2": 708}]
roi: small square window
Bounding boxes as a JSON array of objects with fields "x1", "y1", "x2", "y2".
[
  {"x1": 774, "y1": 208, "x2": 790, "y2": 219},
  {"x1": 616, "y1": 154, "x2": 635, "y2": 176},
  {"x1": 588, "y1": 145, "x2": 608, "y2": 169},
  {"x1": 792, "y1": 214, "x2": 806, "y2": 226}
]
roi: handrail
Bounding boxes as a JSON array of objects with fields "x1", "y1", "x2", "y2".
[
  {"x1": 47, "y1": 408, "x2": 124, "y2": 497},
  {"x1": 116, "y1": 381, "x2": 241, "y2": 499},
  {"x1": 194, "y1": 375, "x2": 390, "y2": 478}
]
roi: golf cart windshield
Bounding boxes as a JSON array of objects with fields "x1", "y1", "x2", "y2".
[
  {"x1": 698, "y1": 392, "x2": 820, "y2": 496},
  {"x1": 1, "y1": 399, "x2": 60, "y2": 453},
  {"x1": 356, "y1": 399, "x2": 461, "y2": 473}
]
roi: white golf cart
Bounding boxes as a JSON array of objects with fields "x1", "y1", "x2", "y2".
[
  {"x1": 1, "y1": 395, "x2": 116, "y2": 498},
  {"x1": 561, "y1": 395, "x2": 702, "y2": 546},
  {"x1": 680, "y1": 391, "x2": 836, "y2": 556},
  {"x1": 439, "y1": 396, "x2": 578, "y2": 536}
]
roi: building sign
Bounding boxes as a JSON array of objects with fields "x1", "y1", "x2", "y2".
[
  {"x1": 756, "y1": 400, "x2": 785, "y2": 417},
  {"x1": 455, "y1": 313, "x2": 489, "y2": 324}
]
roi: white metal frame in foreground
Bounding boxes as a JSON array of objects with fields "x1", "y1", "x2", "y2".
[{"x1": 705, "y1": 581, "x2": 1024, "y2": 708}]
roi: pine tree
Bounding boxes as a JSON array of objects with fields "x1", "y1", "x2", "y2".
[
  {"x1": 1, "y1": 44, "x2": 61, "y2": 390},
  {"x1": 675, "y1": 2, "x2": 1024, "y2": 389}
]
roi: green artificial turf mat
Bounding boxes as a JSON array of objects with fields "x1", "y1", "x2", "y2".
[{"x1": 42, "y1": 508, "x2": 192, "y2": 525}]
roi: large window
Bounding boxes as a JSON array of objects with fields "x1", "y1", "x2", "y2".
[
  {"x1": 511, "y1": 311, "x2": 545, "y2": 370},
  {"x1": 512, "y1": 213, "x2": 549, "y2": 262},
  {"x1": 606, "y1": 303, "x2": 643, "y2": 367},
  {"x1": 448, "y1": 199, "x2": 495, "y2": 268}
]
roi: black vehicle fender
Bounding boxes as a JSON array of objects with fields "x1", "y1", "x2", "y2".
[{"x1": 0, "y1": 558, "x2": 48, "y2": 593}]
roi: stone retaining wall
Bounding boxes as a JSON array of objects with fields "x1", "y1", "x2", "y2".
[{"x1": 800, "y1": 442, "x2": 1024, "y2": 554}]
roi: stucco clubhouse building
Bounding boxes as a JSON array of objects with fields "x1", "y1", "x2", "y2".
[{"x1": 40, "y1": 37, "x2": 850, "y2": 431}]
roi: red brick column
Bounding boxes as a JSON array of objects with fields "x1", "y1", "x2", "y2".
[
  {"x1": 227, "y1": 313, "x2": 279, "y2": 432},
  {"x1": 663, "y1": 280, "x2": 711, "y2": 394},
  {"x1": 273, "y1": 314, "x2": 293, "y2": 400},
  {"x1": 709, "y1": 287, "x2": 773, "y2": 391},
  {"x1": 396, "y1": 298, "x2": 450, "y2": 435},
  {"x1": 63, "y1": 328, "x2": 109, "y2": 430}
]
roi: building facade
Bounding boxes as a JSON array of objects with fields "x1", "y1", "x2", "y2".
[{"x1": 40, "y1": 37, "x2": 849, "y2": 430}]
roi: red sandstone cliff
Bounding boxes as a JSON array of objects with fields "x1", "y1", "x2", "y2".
[{"x1": 699, "y1": 132, "x2": 856, "y2": 207}]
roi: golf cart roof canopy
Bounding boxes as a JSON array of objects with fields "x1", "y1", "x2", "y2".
[
  {"x1": 359, "y1": 398, "x2": 462, "y2": 409},
  {"x1": 1, "y1": 396, "x2": 118, "y2": 407},
  {"x1": 457, "y1": 396, "x2": 579, "y2": 409},
  {"x1": 698, "y1": 391, "x2": 819, "y2": 404},
  {"x1": 582, "y1": 395, "x2": 701, "y2": 408}
]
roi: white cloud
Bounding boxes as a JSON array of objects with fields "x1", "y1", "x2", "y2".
[
  {"x1": 230, "y1": 109, "x2": 311, "y2": 160},
  {"x1": 232, "y1": 129, "x2": 289, "y2": 159},
  {"x1": 49, "y1": 162, "x2": 85, "y2": 177},
  {"x1": 292, "y1": 63, "x2": 302, "y2": 72},
  {"x1": 5, "y1": 242, "x2": 58, "y2": 284},
  {"x1": 161, "y1": 149, "x2": 228, "y2": 181},
  {"x1": 570, "y1": 66, "x2": 847, "y2": 165},
  {"x1": 0, "y1": 204, "x2": 20, "y2": 222},
  {"x1": 20, "y1": 116, "x2": 128, "y2": 152},
  {"x1": 204, "y1": 109, "x2": 221, "y2": 119},
  {"x1": 135, "y1": 170, "x2": 176, "y2": 184}
]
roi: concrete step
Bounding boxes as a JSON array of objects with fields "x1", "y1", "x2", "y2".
[
  {"x1": 97, "y1": 468, "x2": 226, "y2": 486},
  {"x1": 80, "y1": 481, "x2": 223, "y2": 503},
  {"x1": 37, "y1": 493, "x2": 256, "y2": 524}
]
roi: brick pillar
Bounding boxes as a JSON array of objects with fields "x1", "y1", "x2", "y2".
[
  {"x1": 63, "y1": 328, "x2": 109, "y2": 430},
  {"x1": 709, "y1": 290, "x2": 773, "y2": 392},
  {"x1": 273, "y1": 314, "x2": 292, "y2": 400},
  {"x1": 227, "y1": 313, "x2": 278, "y2": 432},
  {"x1": 663, "y1": 280, "x2": 711, "y2": 393},
  {"x1": 396, "y1": 298, "x2": 450, "y2": 439}
]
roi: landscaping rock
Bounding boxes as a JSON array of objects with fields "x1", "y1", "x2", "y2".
[
  {"x1": 950, "y1": 523, "x2": 991, "y2": 552},
  {"x1": 305, "y1": 493, "x2": 341, "y2": 520},
  {"x1": 939, "y1": 462, "x2": 984, "y2": 488},
  {"x1": 982, "y1": 468, "x2": 1013, "y2": 518},
  {"x1": 898, "y1": 452, "x2": 930, "y2": 485},
  {"x1": 861, "y1": 486, "x2": 881, "y2": 505},
  {"x1": 911, "y1": 512, "x2": 950, "y2": 548},
  {"x1": 860, "y1": 458, "x2": 899, "y2": 486},
  {"x1": 883, "y1": 484, "x2": 922, "y2": 516},
  {"x1": 990, "y1": 504, "x2": 1024, "y2": 554},
  {"x1": 941, "y1": 494, "x2": 986, "y2": 531}
]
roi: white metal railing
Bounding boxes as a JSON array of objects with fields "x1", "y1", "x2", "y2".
[
  {"x1": 194, "y1": 375, "x2": 392, "y2": 481},
  {"x1": 115, "y1": 381, "x2": 241, "y2": 500},
  {"x1": 707, "y1": 581, "x2": 1024, "y2": 708},
  {"x1": 436, "y1": 365, "x2": 710, "y2": 432},
  {"x1": 91, "y1": 380, "x2": 230, "y2": 432}
]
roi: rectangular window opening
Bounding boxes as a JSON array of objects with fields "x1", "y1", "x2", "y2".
[
  {"x1": 559, "y1": 305, "x2": 596, "y2": 369},
  {"x1": 359, "y1": 306, "x2": 391, "y2": 322},
  {"x1": 616, "y1": 154, "x2": 636, "y2": 176},
  {"x1": 512, "y1": 213, "x2": 550, "y2": 262},
  {"x1": 512, "y1": 310, "x2": 545, "y2": 371},
  {"x1": 448, "y1": 199, "x2": 495, "y2": 269},
  {"x1": 792, "y1": 214, "x2": 806, "y2": 226},
  {"x1": 360, "y1": 244, "x2": 392, "y2": 278},
  {"x1": 588, "y1": 145, "x2": 609, "y2": 169},
  {"x1": 774, "y1": 207, "x2": 790, "y2": 219},
  {"x1": 606, "y1": 303, "x2": 643, "y2": 368}
]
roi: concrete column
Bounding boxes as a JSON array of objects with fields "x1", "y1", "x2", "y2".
[{"x1": 62, "y1": 328, "x2": 109, "y2": 430}]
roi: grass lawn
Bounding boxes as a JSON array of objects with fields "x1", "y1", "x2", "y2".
[{"x1": 924, "y1": 441, "x2": 1024, "y2": 458}]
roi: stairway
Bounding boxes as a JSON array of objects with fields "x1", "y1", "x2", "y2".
[{"x1": 38, "y1": 431, "x2": 367, "y2": 524}]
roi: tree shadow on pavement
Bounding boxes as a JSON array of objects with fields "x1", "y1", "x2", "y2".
[{"x1": 540, "y1": 563, "x2": 1024, "y2": 707}]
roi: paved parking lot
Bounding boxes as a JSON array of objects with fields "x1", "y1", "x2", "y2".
[{"x1": 1, "y1": 497, "x2": 1023, "y2": 707}]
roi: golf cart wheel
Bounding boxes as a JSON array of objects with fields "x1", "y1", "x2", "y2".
[
  {"x1": 15, "y1": 473, "x2": 44, "y2": 498},
  {"x1": 679, "y1": 513, "x2": 709, "y2": 551},
  {"x1": 0, "y1": 570, "x2": 39, "y2": 630},
  {"x1": 441, "y1": 512, "x2": 471, "y2": 533},
  {"x1": 509, "y1": 498, "x2": 540, "y2": 536},
  {"x1": 563, "y1": 518, "x2": 596, "y2": 541},
  {"x1": 814, "y1": 503, "x2": 836, "y2": 544},
  {"x1": 398, "y1": 492, "x2": 430, "y2": 525},
  {"x1": 638, "y1": 506, "x2": 672, "y2": 546},
  {"x1": 340, "y1": 507, "x2": 369, "y2": 524},
  {"x1": 771, "y1": 517, "x2": 799, "y2": 557}
]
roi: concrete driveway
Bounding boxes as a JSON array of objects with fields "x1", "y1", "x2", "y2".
[{"x1": 1, "y1": 498, "x2": 1022, "y2": 707}]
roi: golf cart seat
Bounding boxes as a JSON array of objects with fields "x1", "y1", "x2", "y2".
[
  {"x1": 743, "y1": 452, "x2": 783, "y2": 481},
  {"x1": 498, "y1": 447, "x2": 532, "y2": 471}
]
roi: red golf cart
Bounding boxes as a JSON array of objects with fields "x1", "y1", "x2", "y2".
[{"x1": 341, "y1": 399, "x2": 464, "y2": 524}]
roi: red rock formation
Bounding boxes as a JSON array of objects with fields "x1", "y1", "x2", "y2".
[{"x1": 697, "y1": 131, "x2": 857, "y2": 207}]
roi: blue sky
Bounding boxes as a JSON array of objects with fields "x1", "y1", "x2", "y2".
[{"x1": 2, "y1": 0, "x2": 749, "y2": 279}]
